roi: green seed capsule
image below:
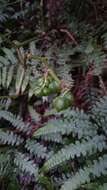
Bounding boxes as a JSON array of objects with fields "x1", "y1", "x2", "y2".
[
  {"x1": 63, "y1": 92, "x2": 74, "y2": 106},
  {"x1": 43, "y1": 87, "x2": 51, "y2": 96},
  {"x1": 38, "y1": 77, "x2": 44, "y2": 86},
  {"x1": 49, "y1": 81, "x2": 60, "y2": 93},
  {"x1": 53, "y1": 92, "x2": 74, "y2": 111},
  {"x1": 34, "y1": 88, "x2": 43, "y2": 96},
  {"x1": 53, "y1": 97, "x2": 65, "y2": 111}
]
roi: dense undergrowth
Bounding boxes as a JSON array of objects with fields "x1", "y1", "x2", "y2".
[{"x1": 0, "y1": 0, "x2": 107, "y2": 190}]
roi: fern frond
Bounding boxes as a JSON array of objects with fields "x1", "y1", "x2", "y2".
[
  {"x1": 0, "y1": 63, "x2": 32, "y2": 93},
  {"x1": 53, "y1": 173, "x2": 72, "y2": 187},
  {"x1": 0, "y1": 150, "x2": 12, "y2": 177},
  {"x1": 0, "y1": 65, "x2": 14, "y2": 89},
  {"x1": 34, "y1": 109, "x2": 96, "y2": 139},
  {"x1": 0, "y1": 12, "x2": 8, "y2": 23},
  {"x1": 84, "y1": 182, "x2": 107, "y2": 190},
  {"x1": 25, "y1": 140, "x2": 48, "y2": 159},
  {"x1": 0, "y1": 55, "x2": 10, "y2": 66},
  {"x1": 0, "y1": 131, "x2": 24, "y2": 146},
  {"x1": 28, "y1": 105, "x2": 40, "y2": 122},
  {"x1": 41, "y1": 133, "x2": 63, "y2": 143},
  {"x1": 2, "y1": 66, "x2": 7, "y2": 87},
  {"x1": 21, "y1": 67, "x2": 31, "y2": 93},
  {"x1": 15, "y1": 65, "x2": 25, "y2": 94},
  {"x1": 42, "y1": 135, "x2": 106, "y2": 172},
  {"x1": 92, "y1": 96, "x2": 107, "y2": 118},
  {"x1": 91, "y1": 96, "x2": 107, "y2": 134},
  {"x1": 56, "y1": 64, "x2": 74, "y2": 87},
  {"x1": 0, "y1": 110, "x2": 30, "y2": 133},
  {"x1": 29, "y1": 41, "x2": 40, "y2": 57},
  {"x1": 60, "y1": 154, "x2": 107, "y2": 190},
  {"x1": 98, "y1": 183, "x2": 107, "y2": 190},
  {"x1": 0, "y1": 98, "x2": 11, "y2": 110},
  {"x1": 6, "y1": 65, "x2": 14, "y2": 88},
  {"x1": 0, "y1": 67, "x2": 1, "y2": 86},
  {"x1": 101, "y1": 32, "x2": 107, "y2": 50},
  {"x1": 3, "y1": 48, "x2": 18, "y2": 65},
  {"x1": 14, "y1": 152, "x2": 38, "y2": 177},
  {"x1": 0, "y1": 48, "x2": 17, "y2": 66}
]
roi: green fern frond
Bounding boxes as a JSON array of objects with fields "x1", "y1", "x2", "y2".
[
  {"x1": 0, "y1": 98, "x2": 11, "y2": 110},
  {"x1": 53, "y1": 172, "x2": 72, "y2": 187},
  {"x1": 0, "y1": 48, "x2": 32, "y2": 93},
  {"x1": 0, "y1": 110, "x2": 30, "y2": 133},
  {"x1": 3, "y1": 48, "x2": 18, "y2": 65},
  {"x1": 98, "y1": 183, "x2": 107, "y2": 190},
  {"x1": 0, "y1": 48, "x2": 17, "y2": 66},
  {"x1": 14, "y1": 152, "x2": 38, "y2": 177},
  {"x1": 60, "y1": 154, "x2": 107, "y2": 190},
  {"x1": 0, "y1": 130, "x2": 24, "y2": 146},
  {"x1": 56, "y1": 64, "x2": 74, "y2": 87},
  {"x1": 28, "y1": 105, "x2": 40, "y2": 122},
  {"x1": 0, "y1": 67, "x2": 1, "y2": 86},
  {"x1": 101, "y1": 32, "x2": 107, "y2": 50},
  {"x1": 0, "y1": 65, "x2": 14, "y2": 89},
  {"x1": 42, "y1": 135, "x2": 106, "y2": 172},
  {"x1": 41, "y1": 133, "x2": 63, "y2": 143},
  {"x1": 0, "y1": 150, "x2": 12, "y2": 177},
  {"x1": 91, "y1": 96, "x2": 107, "y2": 134},
  {"x1": 0, "y1": 55, "x2": 10, "y2": 66},
  {"x1": 15, "y1": 65, "x2": 25, "y2": 94},
  {"x1": 21, "y1": 67, "x2": 31, "y2": 93},
  {"x1": 25, "y1": 140, "x2": 48, "y2": 159},
  {"x1": 33, "y1": 119, "x2": 67, "y2": 137},
  {"x1": 29, "y1": 41, "x2": 40, "y2": 58},
  {"x1": 0, "y1": 64, "x2": 32, "y2": 94},
  {"x1": 6, "y1": 65, "x2": 14, "y2": 88},
  {"x1": 2, "y1": 66, "x2": 7, "y2": 87},
  {"x1": 84, "y1": 182, "x2": 107, "y2": 190},
  {"x1": 0, "y1": 12, "x2": 8, "y2": 23},
  {"x1": 92, "y1": 96, "x2": 107, "y2": 118},
  {"x1": 34, "y1": 111, "x2": 96, "y2": 139}
]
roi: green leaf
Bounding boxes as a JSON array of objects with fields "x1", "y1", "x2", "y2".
[
  {"x1": 6, "y1": 65, "x2": 14, "y2": 88},
  {"x1": 15, "y1": 65, "x2": 25, "y2": 94},
  {"x1": 21, "y1": 67, "x2": 31, "y2": 93},
  {"x1": 3, "y1": 48, "x2": 17, "y2": 64},
  {"x1": 2, "y1": 66, "x2": 7, "y2": 88}
]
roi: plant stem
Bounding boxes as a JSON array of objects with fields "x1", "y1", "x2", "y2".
[
  {"x1": 48, "y1": 69, "x2": 60, "y2": 83},
  {"x1": 31, "y1": 55, "x2": 60, "y2": 82},
  {"x1": 32, "y1": 55, "x2": 48, "y2": 64},
  {"x1": 0, "y1": 94, "x2": 26, "y2": 99},
  {"x1": 12, "y1": 36, "x2": 41, "y2": 48}
]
